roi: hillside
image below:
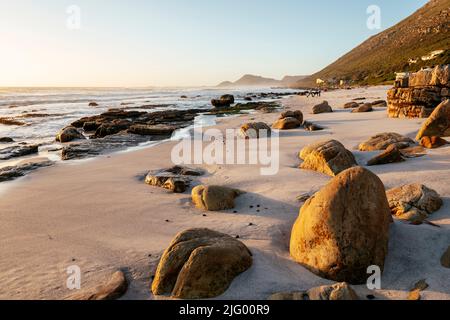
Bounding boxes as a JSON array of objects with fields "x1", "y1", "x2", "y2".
[
  {"x1": 295, "y1": 0, "x2": 450, "y2": 87},
  {"x1": 218, "y1": 74, "x2": 307, "y2": 88}
]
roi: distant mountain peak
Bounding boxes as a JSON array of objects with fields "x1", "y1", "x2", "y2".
[{"x1": 217, "y1": 74, "x2": 308, "y2": 88}]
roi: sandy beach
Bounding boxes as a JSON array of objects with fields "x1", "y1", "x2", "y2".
[{"x1": 0, "y1": 86, "x2": 449, "y2": 300}]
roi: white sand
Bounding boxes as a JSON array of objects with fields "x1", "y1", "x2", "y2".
[{"x1": 0, "y1": 86, "x2": 449, "y2": 300}]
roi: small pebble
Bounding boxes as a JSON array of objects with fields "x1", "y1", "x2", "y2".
[
  {"x1": 235, "y1": 235, "x2": 240, "y2": 239},
  {"x1": 366, "y1": 295, "x2": 376, "y2": 300},
  {"x1": 165, "y1": 219, "x2": 170, "y2": 222}
]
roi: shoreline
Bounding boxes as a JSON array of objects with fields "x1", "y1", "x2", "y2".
[{"x1": 0, "y1": 85, "x2": 449, "y2": 300}]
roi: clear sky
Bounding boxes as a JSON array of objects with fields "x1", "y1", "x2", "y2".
[{"x1": 0, "y1": 0, "x2": 429, "y2": 87}]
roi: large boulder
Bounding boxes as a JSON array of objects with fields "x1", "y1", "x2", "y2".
[
  {"x1": 312, "y1": 101, "x2": 333, "y2": 114},
  {"x1": 272, "y1": 117, "x2": 301, "y2": 130},
  {"x1": 56, "y1": 126, "x2": 85, "y2": 143},
  {"x1": 192, "y1": 185, "x2": 243, "y2": 211},
  {"x1": 299, "y1": 140, "x2": 357, "y2": 177},
  {"x1": 416, "y1": 100, "x2": 450, "y2": 140},
  {"x1": 430, "y1": 64, "x2": 450, "y2": 87},
  {"x1": 66, "y1": 270, "x2": 128, "y2": 300},
  {"x1": 290, "y1": 167, "x2": 391, "y2": 284},
  {"x1": 386, "y1": 184, "x2": 443, "y2": 224},
  {"x1": 239, "y1": 122, "x2": 271, "y2": 139},
  {"x1": 152, "y1": 228, "x2": 252, "y2": 299},
  {"x1": 359, "y1": 132, "x2": 415, "y2": 151}
]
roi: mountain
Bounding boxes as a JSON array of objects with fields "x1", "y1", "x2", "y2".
[
  {"x1": 295, "y1": 0, "x2": 450, "y2": 87},
  {"x1": 217, "y1": 74, "x2": 308, "y2": 88}
]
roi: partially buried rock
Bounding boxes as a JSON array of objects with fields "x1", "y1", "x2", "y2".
[
  {"x1": 367, "y1": 144, "x2": 405, "y2": 166},
  {"x1": 239, "y1": 122, "x2": 271, "y2": 139},
  {"x1": 352, "y1": 103, "x2": 373, "y2": 113},
  {"x1": 303, "y1": 121, "x2": 323, "y2": 131},
  {"x1": 0, "y1": 137, "x2": 14, "y2": 143},
  {"x1": 441, "y1": 246, "x2": 450, "y2": 268},
  {"x1": 56, "y1": 126, "x2": 85, "y2": 143},
  {"x1": 0, "y1": 158, "x2": 53, "y2": 183},
  {"x1": 145, "y1": 166, "x2": 203, "y2": 193},
  {"x1": 416, "y1": 100, "x2": 450, "y2": 140},
  {"x1": 151, "y1": 228, "x2": 253, "y2": 299},
  {"x1": 192, "y1": 185, "x2": 243, "y2": 211},
  {"x1": 386, "y1": 184, "x2": 443, "y2": 224},
  {"x1": 307, "y1": 282, "x2": 359, "y2": 300},
  {"x1": 280, "y1": 110, "x2": 304, "y2": 123},
  {"x1": 290, "y1": 167, "x2": 392, "y2": 284},
  {"x1": 371, "y1": 100, "x2": 387, "y2": 108},
  {"x1": 272, "y1": 117, "x2": 301, "y2": 130},
  {"x1": 420, "y1": 136, "x2": 448, "y2": 149},
  {"x1": 359, "y1": 132, "x2": 415, "y2": 151},
  {"x1": 344, "y1": 102, "x2": 359, "y2": 109},
  {"x1": 88, "y1": 102, "x2": 99, "y2": 107},
  {"x1": 66, "y1": 270, "x2": 128, "y2": 300},
  {"x1": 299, "y1": 140, "x2": 357, "y2": 176},
  {"x1": 269, "y1": 283, "x2": 358, "y2": 301},
  {"x1": 312, "y1": 101, "x2": 333, "y2": 114}
]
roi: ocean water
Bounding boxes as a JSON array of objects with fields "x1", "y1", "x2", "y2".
[{"x1": 0, "y1": 87, "x2": 297, "y2": 166}]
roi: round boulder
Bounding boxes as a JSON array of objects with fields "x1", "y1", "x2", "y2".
[
  {"x1": 312, "y1": 101, "x2": 333, "y2": 114},
  {"x1": 290, "y1": 167, "x2": 392, "y2": 284},
  {"x1": 56, "y1": 126, "x2": 85, "y2": 143},
  {"x1": 299, "y1": 140, "x2": 357, "y2": 176},
  {"x1": 152, "y1": 228, "x2": 253, "y2": 299},
  {"x1": 192, "y1": 185, "x2": 243, "y2": 211}
]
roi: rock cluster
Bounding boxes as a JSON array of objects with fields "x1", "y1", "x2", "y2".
[
  {"x1": 386, "y1": 183, "x2": 443, "y2": 224},
  {"x1": 152, "y1": 228, "x2": 252, "y2": 299},
  {"x1": 387, "y1": 65, "x2": 450, "y2": 118}
]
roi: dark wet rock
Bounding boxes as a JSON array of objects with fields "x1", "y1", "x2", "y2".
[
  {"x1": 66, "y1": 270, "x2": 128, "y2": 300},
  {"x1": 0, "y1": 137, "x2": 14, "y2": 143},
  {"x1": 367, "y1": 144, "x2": 405, "y2": 166},
  {"x1": 0, "y1": 159, "x2": 53, "y2": 182},
  {"x1": 83, "y1": 121, "x2": 101, "y2": 132},
  {"x1": 56, "y1": 126, "x2": 85, "y2": 143},
  {"x1": 0, "y1": 118, "x2": 26, "y2": 126},
  {"x1": 244, "y1": 97, "x2": 252, "y2": 101},
  {"x1": 209, "y1": 102, "x2": 280, "y2": 115},
  {"x1": 88, "y1": 102, "x2": 99, "y2": 107},
  {"x1": 180, "y1": 95, "x2": 188, "y2": 99},
  {"x1": 94, "y1": 120, "x2": 132, "y2": 138},
  {"x1": 211, "y1": 94, "x2": 235, "y2": 108},
  {"x1": 128, "y1": 124, "x2": 177, "y2": 136},
  {"x1": 441, "y1": 246, "x2": 450, "y2": 268},
  {"x1": 61, "y1": 133, "x2": 153, "y2": 160},
  {"x1": 0, "y1": 144, "x2": 39, "y2": 160}
]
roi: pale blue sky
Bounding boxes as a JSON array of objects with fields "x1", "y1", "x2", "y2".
[{"x1": 0, "y1": 0, "x2": 428, "y2": 87}]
